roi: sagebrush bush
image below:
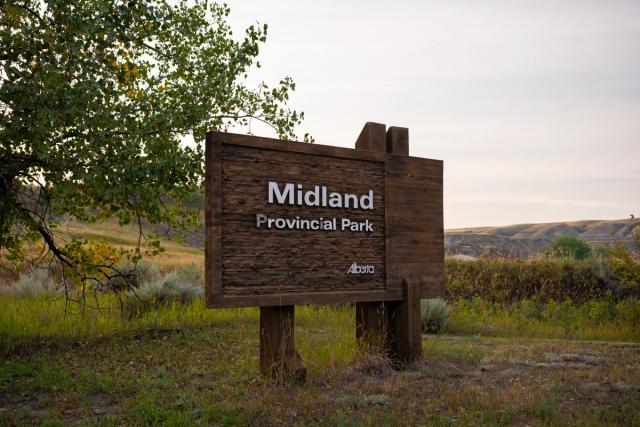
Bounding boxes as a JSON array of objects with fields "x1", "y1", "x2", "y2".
[
  {"x1": 106, "y1": 261, "x2": 161, "y2": 292},
  {"x1": 123, "y1": 271, "x2": 203, "y2": 318},
  {"x1": 420, "y1": 298, "x2": 451, "y2": 334},
  {"x1": 172, "y1": 263, "x2": 203, "y2": 286},
  {"x1": 0, "y1": 268, "x2": 59, "y2": 297}
]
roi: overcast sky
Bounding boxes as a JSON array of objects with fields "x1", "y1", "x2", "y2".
[{"x1": 224, "y1": 0, "x2": 640, "y2": 229}]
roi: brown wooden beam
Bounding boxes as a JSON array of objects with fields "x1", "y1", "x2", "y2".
[
  {"x1": 388, "y1": 279, "x2": 422, "y2": 365},
  {"x1": 356, "y1": 301, "x2": 389, "y2": 348},
  {"x1": 354, "y1": 122, "x2": 389, "y2": 351},
  {"x1": 355, "y1": 122, "x2": 387, "y2": 152},
  {"x1": 354, "y1": 122, "x2": 422, "y2": 365},
  {"x1": 386, "y1": 126, "x2": 409, "y2": 156},
  {"x1": 385, "y1": 126, "x2": 422, "y2": 365},
  {"x1": 259, "y1": 305, "x2": 307, "y2": 382}
]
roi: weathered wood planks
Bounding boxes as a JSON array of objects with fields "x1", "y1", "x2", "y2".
[{"x1": 205, "y1": 128, "x2": 443, "y2": 306}]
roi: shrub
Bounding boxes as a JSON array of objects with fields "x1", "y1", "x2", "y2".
[
  {"x1": 420, "y1": 298, "x2": 451, "y2": 334},
  {"x1": 515, "y1": 299, "x2": 541, "y2": 320},
  {"x1": 607, "y1": 241, "x2": 640, "y2": 289},
  {"x1": 444, "y1": 258, "x2": 635, "y2": 304},
  {"x1": 543, "y1": 236, "x2": 592, "y2": 260},
  {"x1": 585, "y1": 298, "x2": 615, "y2": 324},
  {"x1": 172, "y1": 263, "x2": 203, "y2": 286},
  {"x1": 123, "y1": 271, "x2": 203, "y2": 318},
  {"x1": 615, "y1": 298, "x2": 640, "y2": 326},
  {"x1": 105, "y1": 261, "x2": 160, "y2": 292},
  {"x1": 541, "y1": 300, "x2": 579, "y2": 337},
  {"x1": 0, "y1": 268, "x2": 59, "y2": 297}
]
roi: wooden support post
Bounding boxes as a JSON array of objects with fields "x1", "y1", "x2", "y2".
[
  {"x1": 386, "y1": 126, "x2": 422, "y2": 365},
  {"x1": 260, "y1": 305, "x2": 307, "y2": 382},
  {"x1": 354, "y1": 123, "x2": 422, "y2": 365},
  {"x1": 388, "y1": 279, "x2": 422, "y2": 364},
  {"x1": 355, "y1": 122, "x2": 390, "y2": 351},
  {"x1": 356, "y1": 301, "x2": 389, "y2": 348}
]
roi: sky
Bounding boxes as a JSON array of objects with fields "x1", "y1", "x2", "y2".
[{"x1": 224, "y1": 0, "x2": 640, "y2": 229}]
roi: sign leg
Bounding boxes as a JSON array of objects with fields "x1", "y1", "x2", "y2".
[
  {"x1": 259, "y1": 305, "x2": 307, "y2": 382},
  {"x1": 355, "y1": 301, "x2": 390, "y2": 350},
  {"x1": 388, "y1": 279, "x2": 422, "y2": 365}
]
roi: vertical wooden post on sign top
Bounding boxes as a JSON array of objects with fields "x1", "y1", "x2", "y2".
[
  {"x1": 355, "y1": 122, "x2": 391, "y2": 350},
  {"x1": 386, "y1": 126, "x2": 409, "y2": 155}
]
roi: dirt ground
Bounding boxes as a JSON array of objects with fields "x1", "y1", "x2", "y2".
[{"x1": 1, "y1": 331, "x2": 639, "y2": 426}]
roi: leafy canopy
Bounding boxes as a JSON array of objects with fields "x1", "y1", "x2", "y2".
[
  {"x1": 543, "y1": 236, "x2": 593, "y2": 260},
  {"x1": 607, "y1": 228, "x2": 640, "y2": 288},
  {"x1": 1, "y1": 0, "x2": 308, "y2": 288}
]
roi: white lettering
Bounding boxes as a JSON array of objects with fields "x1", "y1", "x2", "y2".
[
  {"x1": 256, "y1": 213, "x2": 267, "y2": 228},
  {"x1": 340, "y1": 219, "x2": 374, "y2": 232},
  {"x1": 268, "y1": 182, "x2": 295, "y2": 205},
  {"x1": 328, "y1": 192, "x2": 342, "y2": 208},
  {"x1": 256, "y1": 215, "x2": 372, "y2": 232},
  {"x1": 360, "y1": 190, "x2": 374, "y2": 210},
  {"x1": 347, "y1": 261, "x2": 375, "y2": 274},
  {"x1": 304, "y1": 186, "x2": 321, "y2": 207},
  {"x1": 344, "y1": 194, "x2": 358, "y2": 209},
  {"x1": 267, "y1": 182, "x2": 374, "y2": 210}
]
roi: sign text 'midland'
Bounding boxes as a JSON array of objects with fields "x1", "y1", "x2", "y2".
[{"x1": 268, "y1": 181, "x2": 373, "y2": 210}]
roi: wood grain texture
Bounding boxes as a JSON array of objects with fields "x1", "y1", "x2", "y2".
[
  {"x1": 220, "y1": 143, "x2": 385, "y2": 297},
  {"x1": 386, "y1": 127, "x2": 409, "y2": 156},
  {"x1": 389, "y1": 278, "x2": 422, "y2": 364},
  {"x1": 355, "y1": 122, "x2": 386, "y2": 152},
  {"x1": 205, "y1": 130, "x2": 444, "y2": 307},
  {"x1": 204, "y1": 133, "x2": 222, "y2": 303},
  {"x1": 385, "y1": 155, "x2": 444, "y2": 299},
  {"x1": 355, "y1": 122, "x2": 390, "y2": 349},
  {"x1": 259, "y1": 305, "x2": 306, "y2": 381},
  {"x1": 356, "y1": 301, "x2": 389, "y2": 344}
]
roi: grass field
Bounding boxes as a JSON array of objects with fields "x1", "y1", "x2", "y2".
[
  {"x1": 1, "y1": 221, "x2": 639, "y2": 425},
  {"x1": 1, "y1": 298, "x2": 639, "y2": 426}
]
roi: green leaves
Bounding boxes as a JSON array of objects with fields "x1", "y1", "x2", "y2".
[
  {"x1": 543, "y1": 236, "x2": 593, "y2": 260},
  {"x1": 1, "y1": 0, "x2": 307, "y2": 285}
]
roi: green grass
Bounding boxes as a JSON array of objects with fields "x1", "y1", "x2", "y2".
[
  {"x1": 448, "y1": 297, "x2": 640, "y2": 342},
  {"x1": 1, "y1": 229, "x2": 640, "y2": 425},
  {"x1": 0, "y1": 297, "x2": 639, "y2": 425}
]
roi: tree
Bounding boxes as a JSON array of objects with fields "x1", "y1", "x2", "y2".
[
  {"x1": 543, "y1": 236, "x2": 593, "y2": 260},
  {"x1": 607, "y1": 227, "x2": 640, "y2": 289},
  {"x1": 1, "y1": 1, "x2": 309, "y2": 294}
]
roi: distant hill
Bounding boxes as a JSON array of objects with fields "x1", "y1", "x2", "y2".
[{"x1": 445, "y1": 219, "x2": 640, "y2": 258}]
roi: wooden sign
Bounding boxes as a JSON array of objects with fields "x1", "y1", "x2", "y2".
[{"x1": 205, "y1": 129, "x2": 444, "y2": 309}]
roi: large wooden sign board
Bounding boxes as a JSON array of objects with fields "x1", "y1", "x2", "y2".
[{"x1": 205, "y1": 131, "x2": 444, "y2": 308}]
